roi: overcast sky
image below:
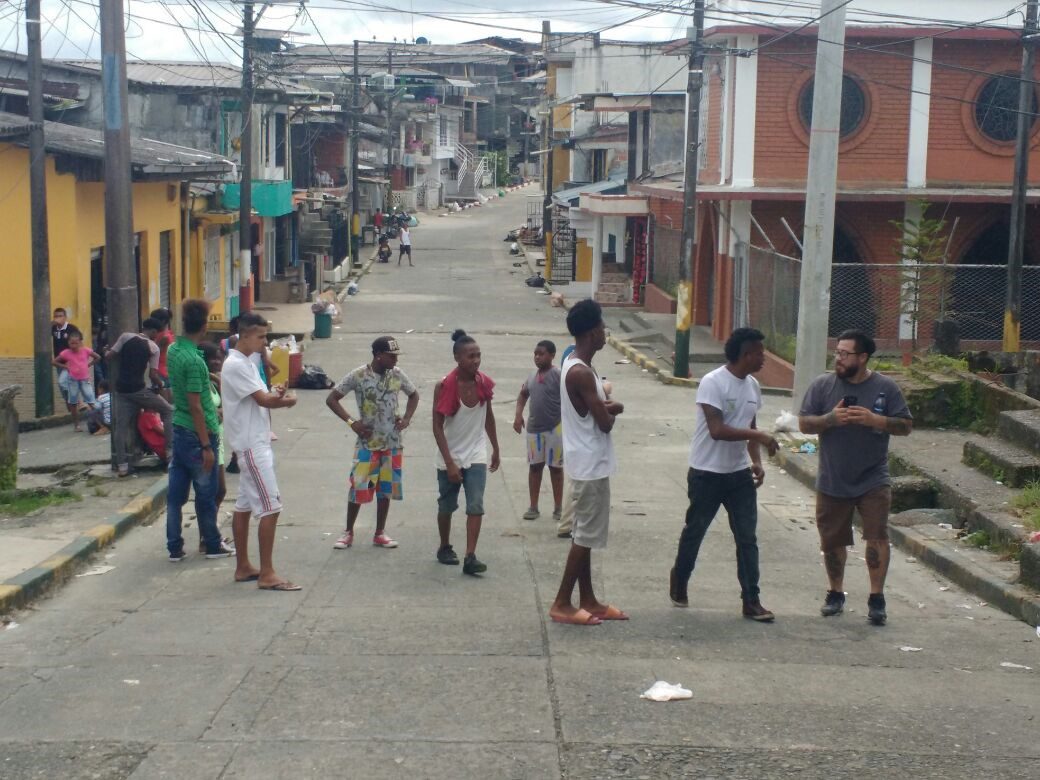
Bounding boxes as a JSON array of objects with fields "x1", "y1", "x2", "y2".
[{"x1": 0, "y1": 1, "x2": 1023, "y2": 64}]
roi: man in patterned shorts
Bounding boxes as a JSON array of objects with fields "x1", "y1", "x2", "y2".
[{"x1": 327, "y1": 336, "x2": 420, "y2": 549}]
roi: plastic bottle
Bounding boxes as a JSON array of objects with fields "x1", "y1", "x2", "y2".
[
  {"x1": 872, "y1": 392, "x2": 887, "y2": 435},
  {"x1": 288, "y1": 334, "x2": 298, "y2": 354}
]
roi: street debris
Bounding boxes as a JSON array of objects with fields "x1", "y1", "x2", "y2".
[
  {"x1": 405, "y1": 329, "x2": 415, "y2": 334},
  {"x1": 899, "y1": 646, "x2": 922, "y2": 652},
  {"x1": 1028, "y1": 530, "x2": 1040, "y2": 544},
  {"x1": 615, "y1": 359, "x2": 631, "y2": 365},
  {"x1": 938, "y1": 586, "x2": 950, "y2": 591},
  {"x1": 1000, "y1": 662, "x2": 1032, "y2": 670},
  {"x1": 774, "y1": 411, "x2": 800, "y2": 432},
  {"x1": 641, "y1": 681, "x2": 692, "y2": 702},
  {"x1": 905, "y1": 557, "x2": 917, "y2": 563},
  {"x1": 123, "y1": 679, "x2": 140, "y2": 685},
  {"x1": 3, "y1": 619, "x2": 18, "y2": 631},
  {"x1": 75, "y1": 565, "x2": 115, "y2": 577},
  {"x1": 937, "y1": 523, "x2": 954, "y2": 530},
  {"x1": 798, "y1": 442, "x2": 817, "y2": 454}
]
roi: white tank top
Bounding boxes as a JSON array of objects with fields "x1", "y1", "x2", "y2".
[
  {"x1": 561, "y1": 355, "x2": 616, "y2": 480},
  {"x1": 436, "y1": 399, "x2": 488, "y2": 469}
]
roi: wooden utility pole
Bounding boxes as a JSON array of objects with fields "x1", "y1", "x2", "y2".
[
  {"x1": 351, "y1": 40, "x2": 361, "y2": 265},
  {"x1": 26, "y1": 0, "x2": 53, "y2": 417},
  {"x1": 1003, "y1": 0, "x2": 1040, "y2": 353},
  {"x1": 673, "y1": 1, "x2": 706, "y2": 379},
  {"x1": 792, "y1": 0, "x2": 849, "y2": 405},
  {"x1": 239, "y1": 2, "x2": 256, "y2": 310}
]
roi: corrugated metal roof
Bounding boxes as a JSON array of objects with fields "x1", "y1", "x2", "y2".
[
  {"x1": 552, "y1": 178, "x2": 626, "y2": 206},
  {"x1": 0, "y1": 111, "x2": 234, "y2": 177},
  {"x1": 57, "y1": 59, "x2": 322, "y2": 97},
  {"x1": 285, "y1": 41, "x2": 517, "y2": 64}
]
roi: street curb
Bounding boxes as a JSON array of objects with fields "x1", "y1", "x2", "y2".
[
  {"x1": 0, "y1": 476, "x2": 168, "y2": 614},
  {"x1": 772, "y1": 447, "x2": 1040, "y2": 628}
]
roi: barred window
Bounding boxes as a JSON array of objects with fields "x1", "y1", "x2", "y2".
[
  {"x1": 975, "y1": 74, "x2": 1036, "y2": 143},
  {"x1": 798, "y1": 75, "x2": 867, "y2": 138}
]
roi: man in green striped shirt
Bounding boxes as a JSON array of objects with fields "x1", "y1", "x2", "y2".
[{"x1": 165, "y1": 299, "x2": 232, "y2": 562}]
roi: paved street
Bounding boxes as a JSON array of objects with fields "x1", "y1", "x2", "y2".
[{"x1": 1, "y1": 194, "x2": 1038, "y2": 779}]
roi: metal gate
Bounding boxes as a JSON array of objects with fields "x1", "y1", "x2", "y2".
[
  {"x1": 551, "y1": 210, "x2": 575, "y2": 283},
  {"x1": 158, "y1": 231, "x2": 172, "y2": 309},
  {"x1": 630, "y1": 217, "x2": 648, "y2": 304}
]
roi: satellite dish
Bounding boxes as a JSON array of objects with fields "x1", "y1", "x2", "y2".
[{"x1": 416, "y1": 36, "x2": 429, "y2": 44}]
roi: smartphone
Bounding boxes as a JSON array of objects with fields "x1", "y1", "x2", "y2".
[{"x1": 842, "y1": 394, "x2": 858, "y2": 407}]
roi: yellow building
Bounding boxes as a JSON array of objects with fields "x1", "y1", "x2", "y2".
[{"x1": 0, "y1": 112, "x2": 233, "y2": 420}]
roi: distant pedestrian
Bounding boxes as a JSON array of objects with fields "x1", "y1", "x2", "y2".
[
  {"x1": 669, "y1": 327, "x2": 779, "y2": 622},
  {"x1": 87, "y1": 380, "x2": 111, "y2": 435},
  {"x1": 151, "y1": 307, "x2": 174, "y2": 397},
  {"x1": 513, "y1": 340, "x2": 563, "y2": 523},
  {"x1": 398, "y1": 225, "x2": 413, "y2": 266},
  {"x1": 798, "y1": 329, "x2": 913, "y2": 626},
  {"x1": 221, "y1": 312, "x2": 300, "y2": 590},
  {"x1": 52, "y1": 330, "x2": 100, "y2": 431},
  {"x1": 432, "y1": 329, "x2": 500, "y2": 575},
  {"x1": 106, "y1": 318, "x2": 173, "y2": 476},
  {"x1": 51, "y1": 307, "x2": 76, "y2": 402},
  {"x1": 377, "y1": 237, "x2": 392, "y2": 263},
  {"x1": 165, "y1": 299, "x2": 232, "y2": 562},
  {"x1": 549, "y1": 299, "x2": 626, "y2": 626},
  {"x1": 327, "y1": 336, "x2": 419, "y2": 550}
]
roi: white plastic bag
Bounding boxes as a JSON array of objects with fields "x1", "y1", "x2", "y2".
[
  {"x1": 774, "y1": 410, "x2": 800, "y2": 432},
  {"x1": 640, "y1": 681, "x2": 692, "y2": 702}
]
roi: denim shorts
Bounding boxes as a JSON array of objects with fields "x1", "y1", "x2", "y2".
[{"x1": 437, "y1": 463, "x2": 487, "y2": 516}]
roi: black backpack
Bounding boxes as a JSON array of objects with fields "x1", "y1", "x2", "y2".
[{"x1": 295, "y1": 364, "x2": 333, "y2": 390}]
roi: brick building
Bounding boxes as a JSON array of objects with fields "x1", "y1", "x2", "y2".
[{"x1": 635, "y1": 22, "x2": 1040, "y2": 375}]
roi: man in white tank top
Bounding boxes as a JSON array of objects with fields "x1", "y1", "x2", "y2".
[{"x1": 549, "y1": 300, "x2": 627, "y2": 626}]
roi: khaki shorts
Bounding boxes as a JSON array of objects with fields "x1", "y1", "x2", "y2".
[
  {"x1": 815, "y1": 485, "x2": 891, "y2": 551},
  {"x1": 571, "y1": 477, "x2": 610, "y2": 550}
]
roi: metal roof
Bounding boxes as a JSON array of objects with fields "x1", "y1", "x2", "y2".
[
  {"x1": 57, "y1": 59, "x2": 324, "y2": 98},
  {"x1": 0, "y1": 111, "x2": 235, "y2": 180},
  {"x1": 285, "y1": 41, "x2": 518, "y2": 64},
  {"x1": 551, "y1": 178, "x2": 627, "y2": 206}
]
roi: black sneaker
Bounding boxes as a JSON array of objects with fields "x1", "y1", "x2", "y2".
[
  {"x1": 867, "y1": 593, "x2": 887, "y2": 626},
  {"x1": 669, "y1": 567, "x2": 688, "y2": 608},
  {"x1": 821, "y1": 590, "x2": 846, "y2": 617},
  {"x1": 436, "y1": 545, "x2": 459, "y2": 565},
  {"x1": 462, "y1": 553, "x2": 487, "y2": 576},
  {"x1": 168, "y1": 550, "x2": 186, "y2": 562}
]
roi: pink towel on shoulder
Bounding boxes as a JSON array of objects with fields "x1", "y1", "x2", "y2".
[{"x1": 435, "y1": 368, "x2": 495, "y2": 416}]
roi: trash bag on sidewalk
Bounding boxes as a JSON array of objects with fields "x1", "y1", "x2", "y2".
[
  {"x1": 525, "y1": 273, "x2": 545, "y2": 288},
  {"x1": 295, "y1": 364, "x2": 333, "y2": 390}
]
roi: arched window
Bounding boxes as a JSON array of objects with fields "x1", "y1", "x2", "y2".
[
  {"x1": 975, "y1": 74, "x2": 1037, "y2": 143},
  {"x1": 828, "y1": 226, "x2": 876, "y2": 337},
  {"x1": 799, "y1": 75, "x2": 868, "y2": 139}
]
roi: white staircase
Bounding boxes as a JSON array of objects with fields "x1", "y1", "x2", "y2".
[{"x1": 454, "y1": 142, "x2": 488, "y2": 199}]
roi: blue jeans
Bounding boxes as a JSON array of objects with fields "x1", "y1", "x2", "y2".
[
  {"x1": 437, "y1": 464, "x2": 487, "y2": 516},
  {"x1": 673, "y1": 467, "x2": 761, "y2": 602},
  {"x1": 166, "y1": 426, "x2": 221, "y2": 555}
]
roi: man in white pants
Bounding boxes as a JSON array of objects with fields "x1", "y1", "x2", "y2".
[{"x1": 221, "y1": 312, "x2": 299, "y2": 591}]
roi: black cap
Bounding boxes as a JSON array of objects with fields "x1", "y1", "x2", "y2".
[{"x1": 372, "y1": 336, "x2": 402, "y2": 355}]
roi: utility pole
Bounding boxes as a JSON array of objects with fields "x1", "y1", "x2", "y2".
[
  {"x1": 792, "y1": 0, "x2": 849, "y2": 405},
  {"x1": 239, "y1": 2, "x2": 256, "y2": 311},
  {"x1": 542, "y1": 20, "x2": 554, "y2": 272},
  {"x1": 100, "y1": 0, "x2": 138, "y2": 468},
  {"x1": 1003, "y1": 0, "x2": 1039, "y2": 353},
  {"x1": 351, "y1": 39, "x2": 361, "y2": 266},
  {"x1": 385, "y1": 49, "x2": 394, "y2": 188},
  {"x1": 26, "y1": 0, "x2": 53, "y2": 417},
  {"x1": 673, "y1": 1, "x2": 705, "y2": 379}
]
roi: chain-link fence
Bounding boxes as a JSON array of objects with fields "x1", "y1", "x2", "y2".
[
  {"x1": 650, "y1": 223, "x2": 681, "y2": 292},
  {"x1": 747, "y1": 248, "x2": 1040, "y2": 353}
]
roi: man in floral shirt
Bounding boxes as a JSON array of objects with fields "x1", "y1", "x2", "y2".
[{"x1": 326, "y1": 336, "x2": 420, "y2": 549}]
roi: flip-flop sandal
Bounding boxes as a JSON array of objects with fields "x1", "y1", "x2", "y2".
[
  {"x1": 258, "y1": 581, "x2": 302, "y2": 591},
  {"x1": 590, "y1": 605, "x2": 629, "y2": 621},
  {"x1": 550, "y1": 609, "x2": 603, "y2": 626},
  {"x1": 235, "y1": 574, "x2": 260, "y2": 583}
]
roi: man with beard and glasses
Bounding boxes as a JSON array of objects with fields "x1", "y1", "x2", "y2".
[{"x1": 798, "y1": 329, "x2": 913, "y2": 626}]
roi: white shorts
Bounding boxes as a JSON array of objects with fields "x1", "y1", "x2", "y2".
[{"x1": 235, "y1": 446, "x2": 282, "y2": 518}]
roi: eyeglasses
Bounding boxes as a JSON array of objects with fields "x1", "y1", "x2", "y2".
[{"x1": 833, "y1": 349, "x2": 864, "y2": 360}]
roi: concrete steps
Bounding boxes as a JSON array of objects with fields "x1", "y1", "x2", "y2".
[
  {"x1": 998, "y1": 409, "x2": 1040, "y2": 454},
  {"x1": 963, "y1": 437, "x2": 1040, "y2": 488}
]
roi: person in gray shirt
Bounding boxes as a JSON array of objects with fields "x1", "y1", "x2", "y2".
[
  {"x1": 514, "y1": 340, "x2": 564, "y2": 522},
  {"x1": 799, "y1": 330, "x2": 912, "y2": 626}
]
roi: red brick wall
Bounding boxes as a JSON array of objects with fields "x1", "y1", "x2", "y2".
[
  {"x1": 315, "y1": 133, "x2": 346, "y2": 182},
  {"x1": 648, "y1": 195, "x2": 683, "y2": 229},
  {"x1": 753, "y1": 38, "x2": 913, "y2": 186},
  {"x1": 927, "y1": 40, "x2": 1040, "y2": 186}
]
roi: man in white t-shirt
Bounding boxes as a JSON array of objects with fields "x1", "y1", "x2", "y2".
[
  {"x1": 221, "y1": 312, "x2": 300, "y2": 591},
  {"x1": 669, "y1": 328, "x2": 780, "y2": 622},
  {"x1": 398, "y1": 225, "x2": 413, "y2": 266}
]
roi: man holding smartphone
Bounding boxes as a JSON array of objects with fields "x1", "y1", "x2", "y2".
[{"x1": 798, "y1": 329, "x2": 913, "y2": 625}]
